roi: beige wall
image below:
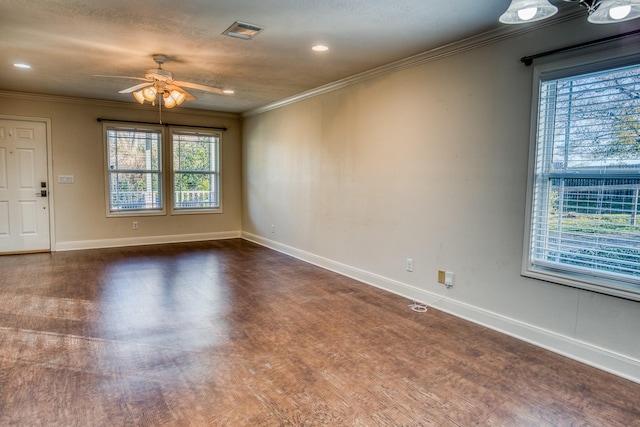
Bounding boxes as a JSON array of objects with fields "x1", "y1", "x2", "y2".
[
  {"x1": 242, "y1": 18, "x2": 640, "y2": 381},
  {"x1": 0, "y1": 94, "x2": 242, "y2": 248}
]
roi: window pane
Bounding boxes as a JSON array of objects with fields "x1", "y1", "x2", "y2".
[
  {"x1": 109, "y1": 173, "x2": 162, "y2": 211},
  {"x1": 539, "y1": 66, "x2": 640, "y2": 171},
  {"x1": 173, "y1": 135, "x2": 214, "y2": 171},
  {"x1": 174, "y1": 173, "x2": 218, "y2": 208},
  {"x1": 530, "y1": 62, "x2": 640, "y2": 293},
  {"x1": 532, "y1": 178, "x2": 640, "y2": 281},
  {"x1": 107, "y1": 129, "x2": 161, "y2": 171},
  {"x1": 172, "y1": 131, "x2": 220, "y2": 210}
]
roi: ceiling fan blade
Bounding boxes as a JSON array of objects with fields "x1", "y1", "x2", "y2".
[
  {"x1": 166, "y1": 85, "x2": 197, "y2": 101},
  {"x1": 173, "y1": 80, "x2": 224, "y2": 95},
  {"x1": 118, "y1": 82, "x2": 154, "y2": 93},
  {"x1": 94, "y1": 75, "x2": 151, "y2": 82}
]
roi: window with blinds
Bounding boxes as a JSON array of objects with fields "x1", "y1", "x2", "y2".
[
  {"x1": 105, "y1": 127, "x2": 163, "y2": 214},
  {"x1": 171, "y1": 130, "x2": 221, "y2": 211},
  {"x1": 525, "y1": 60, "x2": 640, "y2": 300}
]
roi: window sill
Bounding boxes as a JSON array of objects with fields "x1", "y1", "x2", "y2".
[
  {"x1": 106, "y1": 210, "x2": 166, "y2": 218},
  {"x1": 170, "y1": 207, "x2": 223, "y2": 216},
  {"x1": 522, "y1": 265, "x2": 640, "y2": 302}
]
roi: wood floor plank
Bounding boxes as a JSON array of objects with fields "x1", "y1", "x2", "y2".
[{"x1": 0, "y1": 239, "x2": 638, "y2": 426}]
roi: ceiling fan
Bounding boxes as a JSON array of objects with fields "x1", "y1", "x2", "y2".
[{"x1": 98, "y1": 54, "x2": 232, "y2": 109}]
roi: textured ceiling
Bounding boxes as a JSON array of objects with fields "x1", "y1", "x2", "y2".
[{"x1": 2, "y1": 0, "x2": 520, "y2": 113}]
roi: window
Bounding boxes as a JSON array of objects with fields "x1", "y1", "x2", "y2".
[
  {"x1": 524, "y1": 57, "x2": 640, "y2": 300},
  {"x1": 171, "y1": 130, "x2": 221, "y2": 211},
  {"x1": 105, "y1": 126, "x2": 163, "y2": 215},
  {"x1": 104, "y1": 124, "x2": 223, "y2": 216}
]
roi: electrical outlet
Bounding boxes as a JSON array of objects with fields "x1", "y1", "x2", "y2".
[
  {"x1": 132, "y1": 221, "x2": 139, "y2": 230},
  {"x1": 406, "y1": 258, "x2": 414, "y2": 272},
  {"x1": 271, "y1": 224, "x2": 275, "y2": 233},
  {"x1": 438, "y1": 270, "x2": 446, "y2": 284}
]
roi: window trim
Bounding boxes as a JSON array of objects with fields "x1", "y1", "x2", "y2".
[
  {"x1": 169, "y1": 127, "x2": 223, "y2": 215},
  {"x1": 522, "y1": 50, "x2": 640, "y2": 302},
  {"x1": 103, "y1": 123, "x2": 166, "y2": 217}
]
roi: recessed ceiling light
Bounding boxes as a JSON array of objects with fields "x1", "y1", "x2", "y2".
[
  {"x1": 13, "y1": 63, "x2": 31, "y2": 69},
  {"x1": 312, "y1": 45, "x2": 329, "y2": 52},
  {"x1": 223, "y1": 89, "x2": 235, "y2": 94}
]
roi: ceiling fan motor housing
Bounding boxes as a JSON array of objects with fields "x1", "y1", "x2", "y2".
[{"x1": 145, "y1": 68, "x2": 173, "y2": 82}]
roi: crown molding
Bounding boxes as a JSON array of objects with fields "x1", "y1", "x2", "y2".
[
  {"x1": 0, "y1": 90, "x2": 241, "y2": 120},
  {"x1": 242, "y1": 11, "x2": 583, "y2": 118}
]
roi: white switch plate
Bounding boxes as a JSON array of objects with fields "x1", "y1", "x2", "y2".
[
  {"x1": 406, "y1": 258, "x2": 414, "y2": 272},
  {"x1": 57, "y1": 175, "x2": 75, "y2": 184}
]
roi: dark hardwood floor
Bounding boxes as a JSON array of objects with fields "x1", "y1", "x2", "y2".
[{"x1": 0, "y1": 239, "x2": 638, "y2": 426}]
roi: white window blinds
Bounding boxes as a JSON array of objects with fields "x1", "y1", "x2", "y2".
[{"x1": 529, "y1": 61, "x2": 640, "y2": 295}]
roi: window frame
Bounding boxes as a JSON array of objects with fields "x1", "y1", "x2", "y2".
[
  {"x1": 169, "y1": 127, "x2": 223, "y2": 215},
  {"x1": 103, "y1": 123, "x2": 166, "y2": 217},
  {"x1": 522, "y1": 50, "x2": 640, "y2": 302}
]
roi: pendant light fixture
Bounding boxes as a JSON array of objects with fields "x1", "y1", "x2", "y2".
[{"x1": 499, "y1": 0, "x2": 640, "y2": 24}]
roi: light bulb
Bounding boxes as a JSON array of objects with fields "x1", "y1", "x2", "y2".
[
  {"x1": 518, "y1": 7, "x2": 538, "y2": 20},
  {"x1": 609, "y1": 5, "x2": 631, "y2": 19}
]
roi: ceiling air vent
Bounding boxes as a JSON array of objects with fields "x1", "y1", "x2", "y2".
[{"x1": 222, "y1": 21, "x2": 265, "y2": 40}]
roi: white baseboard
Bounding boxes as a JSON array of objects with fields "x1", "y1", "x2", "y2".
[
  {"x1": 55, "y1": 230, "x2": 242, "y2": 252},
  {"x1": 242, "y1": 231, "x2": 640, "y2": 384}
]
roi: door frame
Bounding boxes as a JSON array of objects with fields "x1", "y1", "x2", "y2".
[{"x1": 1, "y1": 114, "x2": 56, "y2": 252}]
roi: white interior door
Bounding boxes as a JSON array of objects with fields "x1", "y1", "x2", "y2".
[{"x1": 0, "y1": 119, "x2": 50, "y2": 253}]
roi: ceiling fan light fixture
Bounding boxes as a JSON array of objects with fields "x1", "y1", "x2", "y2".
[
  {"x1": 588, "y1": 0, "x2": 640, "y2": 23},
  {"x1": 132, "y1": 90, "x2": 146, "y2": 104},
  {"x1": 163, "y1": 92, "x2": 177, "y2": 109},
  {"x1": 168, "y1": 89, "x2": 187, "y2": 105},
  {"x1": 499, "y1": 0, "x2": 558, "y2": 23},
  {"x1": 223, "y1": 89, "x2": 235, "y2": 94},
  {"x1": 142, "y1": 86, "x2": 157, "y2": 102}
]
